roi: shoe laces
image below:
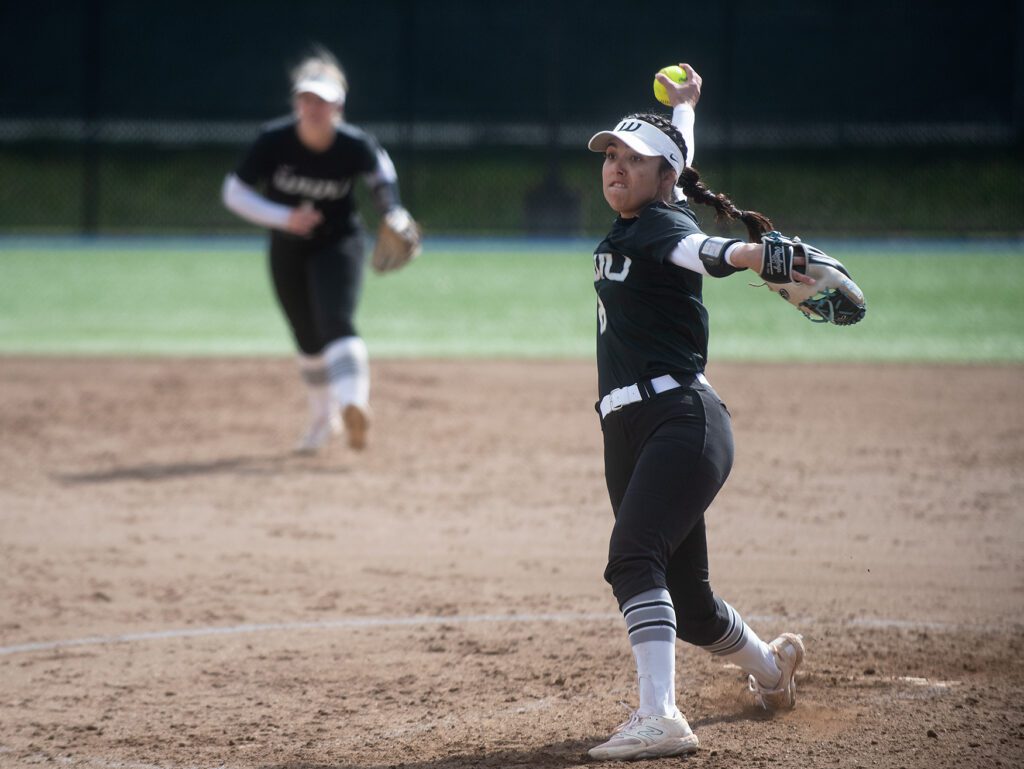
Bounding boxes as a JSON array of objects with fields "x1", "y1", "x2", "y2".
[
  {"x1": 748, "y1": 674, "x2": 785, "y2": 710},
  {"x1": 612, "y1": 703, "x2": 642, "y2": 732}
]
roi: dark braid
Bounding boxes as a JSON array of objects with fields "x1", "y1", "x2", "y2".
[{"x1": 625, "y1": 112, "x2": 774, "y2": 242}]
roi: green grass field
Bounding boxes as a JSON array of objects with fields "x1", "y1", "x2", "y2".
[{"x1": 1, "y1": 239, "x2": 1023, "y2": 362}]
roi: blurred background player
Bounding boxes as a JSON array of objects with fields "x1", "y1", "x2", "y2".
[
  {"x1": 222, "y1": 46, "x2": 415, "y2": 452},
  {"x1": 585, "y1": 65, "x2": 807, "y2": 760}
]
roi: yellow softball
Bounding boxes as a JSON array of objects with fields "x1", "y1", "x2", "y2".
[{"x1": 653, "y1": 65, "x2": 688, "y2": 106}]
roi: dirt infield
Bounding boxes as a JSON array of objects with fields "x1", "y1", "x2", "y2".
[{"x1": 1, "y1": 357, "x2": 1022, "y2": 769}]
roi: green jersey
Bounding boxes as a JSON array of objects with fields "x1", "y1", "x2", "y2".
[{"x1": 593, "y1": 200, "x2": 710, "y2": 398}]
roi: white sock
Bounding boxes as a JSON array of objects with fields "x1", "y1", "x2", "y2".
[
  {"x1": 633, "y1": 640, "x2": 677, "y2": 717},
  {"x1": 622, "y1": 588, "x2": 678, "y2": 717},
  {"x1": 298, "y1": 354, "x2": 334, "y2": 422},
  {"x1": 718, "y1": 634, "x2": 780, "y2": 688},
  {"x1": 324, "y1": 336, "x2": 370, "y2": 408},
  {"x1": 706, "y1": 601, "x2": 781, "y2": 688}
]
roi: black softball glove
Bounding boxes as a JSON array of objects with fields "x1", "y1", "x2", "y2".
[{"x1": 759, "y1": 232, "x2": 867, "y2": 325}]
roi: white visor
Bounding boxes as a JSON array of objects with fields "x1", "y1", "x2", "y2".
[
  {"x1": 588, "y1": 119, "x2": 683, "y2": 176},
  {"x1": 293, "y1": 76, "x2": 346, "y2": 105}
]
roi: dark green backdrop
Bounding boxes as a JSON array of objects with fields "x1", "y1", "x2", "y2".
[{"x1": 2, "y1": 0, "x2": 1022, "y2": 236}]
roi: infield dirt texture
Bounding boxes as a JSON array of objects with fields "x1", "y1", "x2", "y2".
[{"x1": 1, "y1": 357, "x2": 1022, "y2": 768}]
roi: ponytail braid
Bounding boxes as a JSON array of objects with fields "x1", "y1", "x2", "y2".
[
  {"x1": 625, "y1": 112, "x2": 774, "y2": 242},
  {"x1": 677, "y1": 167, "x2": 773, "y2": 243}
]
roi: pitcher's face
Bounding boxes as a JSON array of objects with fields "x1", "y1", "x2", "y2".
[{"x1": 601, "y1": 139, "x2": 668, "y2": 218}]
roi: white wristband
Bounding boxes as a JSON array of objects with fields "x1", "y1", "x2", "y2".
[{"x1": 724, "y1": 242, "x2": 744, "y2": 268}]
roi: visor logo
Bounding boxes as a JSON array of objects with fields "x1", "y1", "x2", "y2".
[{"x1": 616, "y1": 121, "x2": 643, "y2": 132}]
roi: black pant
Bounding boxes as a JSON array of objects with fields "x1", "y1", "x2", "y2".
[
  {"x1": 269, "y1": 232, "x2": 366, "y2": 355},
  {"x1": 601, "y1": 379, "x2": 737, "y2": 646}
]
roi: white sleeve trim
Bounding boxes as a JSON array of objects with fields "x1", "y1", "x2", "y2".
[
  {"x1": 667, "y1": 233, "x2": 710, "y2": 274},
  {"x1": 363, "y1": 147, "x2": 398, "y2": 187},
  {"x1": 221, "y1": 174, "x2": 291, "y2": 230},
  {"x1": 670, "y1": 103, "x2": 696, "y2": 202},
  {"x1": 672, "y1": 103, "x2": 696, "y2": 167}
]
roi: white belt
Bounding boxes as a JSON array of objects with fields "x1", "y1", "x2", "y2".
[{"x1": 599, "y1": 373, "x2": 710, "y2": 419}]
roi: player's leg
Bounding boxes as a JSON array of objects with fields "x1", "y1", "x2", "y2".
[
  {"x1": 310, "y1": 234, "x2": 371, "y2": 449},
  {"x1": 268, "y1": 241, "x2": 338, "y2": 451},
  {"x1": 601, "y1": 415, "x2": 683, "y2": 721},
  {"x1": 603, "y1": 390, "x2": 728, "y2": 610},
  {"x1": 294, "y1": 353, "x2": 341, "y2": 452},
  {"x1": 667, "y1": 386, "x2": 804, "y2": 711},
  {"x1": 591, "y1": 397, "x2": 712, "y2": 760},
  {"x1": 673, "y1": 568, "x2": 804, "y2": 710}
]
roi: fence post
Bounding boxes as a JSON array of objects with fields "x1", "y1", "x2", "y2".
[
  {"x1": 1014, "y1": 0, "x2": 1024, "y2": 142},
  {"x1": 80, "y1": 0, "x2": 104, "y2": 236}
]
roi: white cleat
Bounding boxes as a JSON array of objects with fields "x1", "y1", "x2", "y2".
[
  {"x1": 749, "y1": 632, "x2": 805, "y2": 710},
  {"x1": 295, "y1": 413, "x2": 341, "y2": 453},
  {"x1": 342, "y1": 403, "x2": 371, "y2": 451},
  {"x1": 588, "y1": 709, "x2": 699, "y2": 761}
]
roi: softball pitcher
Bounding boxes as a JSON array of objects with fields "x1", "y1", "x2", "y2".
[
  {"x1": 222, "y1": 46, "x2": 419, "y2": 452},
  {"x1": 585, "y1": 64, "x2": 812, "y2": 760}
]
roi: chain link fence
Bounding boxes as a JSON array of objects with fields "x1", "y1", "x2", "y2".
[
  {"x1": 2, "y1": 0, "x2": 1021, "y2": 237},
  {"x1": 2, "y1": 121, "x2": 1020, "y2": 237}
]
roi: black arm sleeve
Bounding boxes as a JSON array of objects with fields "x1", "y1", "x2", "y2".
[
  {"x1": 369, "y1": 178, "x2": 400, "y2": 214},
  {"x1": 698, "y1": 237, "x2": 743, "y2": 278},
  {"x1": 362, "y1": 141, "x2": 402, "y2": 215}
]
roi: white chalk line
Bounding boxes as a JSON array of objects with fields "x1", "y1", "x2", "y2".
[
  {"x1": 0, "y1": 611, "x2": 616, "y2": 657},
  {"x1": 0, "y1": 611, "x2": 1011, "y2": 658},
  {"x1": 0, "y1": 745, "x2": 225, "y2": 769}
]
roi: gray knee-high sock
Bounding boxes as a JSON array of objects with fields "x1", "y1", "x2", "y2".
[
  {"x1": 705, "y1": 601, "x2": 780, "y2": 688},
  {"x1": 298, "y1": 353, "x2": 333, "y2": 421},
  {"x1": 324, "y1": 336, "x2": 369, "y2": 408}
]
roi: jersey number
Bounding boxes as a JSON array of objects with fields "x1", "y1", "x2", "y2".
[{"x1": 595, "y1": 253, "x2": 630, "y2": 335}]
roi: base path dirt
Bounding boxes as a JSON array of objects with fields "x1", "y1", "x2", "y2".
[{"x1": 1, "y1": 357, "x2": 1022, "y2": 768}]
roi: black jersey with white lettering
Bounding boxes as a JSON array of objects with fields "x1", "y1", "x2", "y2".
[
  {"x1": 235, "y1": 116, "x2": 380, "y2": 245},
  {"x1": 593, "y1": 200, "x2": 709, "y2": 398}
]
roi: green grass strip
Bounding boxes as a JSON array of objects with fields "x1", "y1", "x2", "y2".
[{"x1": 1, "y1": 242, "x2": 1022, "y2": 362}]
